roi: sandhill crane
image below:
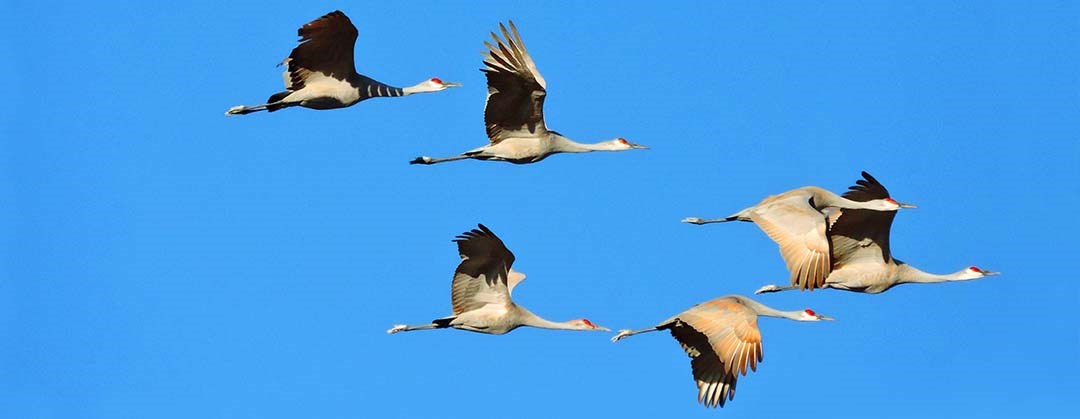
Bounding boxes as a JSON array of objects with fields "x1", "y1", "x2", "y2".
[
  {"x1": 754, "y1": 172, "x2": 999, "y2": 294},
  {"x1": 612, "y1": 295, "x2": 832, "y2": 408},
  {"x1": 387, "y1": 224, "x2": 609, "y2": 335},
  {"x1": 682, "y1": 172, "x2": 915, "y2": 291},
  {"x1": 225, "y1": 10, "x2": 460, "y2": 116},
  {"x1": 409, "y1": 21, "x2": 646, "y2": 165}
]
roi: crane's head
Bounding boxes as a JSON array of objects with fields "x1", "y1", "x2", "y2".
[
  {"x1": 869, "y1": 197, "x2": 917, "y2": 211},
  {"x1": 959, "y1": 266, "x2": 1000, "y2": 280},
  {"x1": 608, "y1": 137, "x2": 648, "y2": 150},
  {"x1": 570, "y1": 318, "x2": 610, "y2": 331},
  {"x1": 800, "y1": 308, "x2": 834, "y2": 321},
  {"x1": 416, "y1": 77, "x2": 462, "y2": 92}
]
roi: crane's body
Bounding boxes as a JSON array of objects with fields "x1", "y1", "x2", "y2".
[
  {"x1": 410, "y1": 21, "x2": 645, "y2": 165},
  {"x1": 387, "y1": 224, "x2": 608, "y2": 335},
  {"x1": 751, "y1": 172, "x2": 998, "y2": 294},
  {"x1": 226, "y1": 10, "x2": 459, "y2": 116},
  {"x1": 683, "y1": 172, "x2": 915, "y2": 291},
  {"x1": 612, "y1": 295, "x2": 831, "y2": 408}
]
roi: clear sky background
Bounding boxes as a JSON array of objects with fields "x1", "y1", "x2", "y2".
[{"x1": 3, "y1": 1, "x2": 1078, "y2": 418}]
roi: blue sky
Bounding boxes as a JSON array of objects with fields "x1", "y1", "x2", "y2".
[{"x1": 3, "y1": 1, "x2": 1078, "y2": 417}]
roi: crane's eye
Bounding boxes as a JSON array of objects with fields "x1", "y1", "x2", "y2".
[
  {"x1": 430, "y1": 78, "x2": 443, "y2": 84},
  {"x1": 804, "y1": 309, "x2": 816, "y2": 316}
]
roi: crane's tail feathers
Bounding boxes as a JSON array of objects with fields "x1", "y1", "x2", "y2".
[
  {"x1": 265, "y1": 91, "x2": 296, "y2": 112},
  {"x1": 432, "y1": 317, "x2": 453, "y2": 327},
  {"x1": 267, "y1": 91, "x2": 290, "y2": 103}
]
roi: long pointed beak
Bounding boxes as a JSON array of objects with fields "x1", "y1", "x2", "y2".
[
  {"x1": 442, "y1": 81, "x2": 462, "y2": 88},
  {"x1": 630, "y1": 143, "x2": 648, "y2": 149},
  {"x1": 595, "y1": 326, "x2": 611, "y2": 332},
  {"x1": 819, "y1": 316, "x2": 836, "y2": 321},
  {"x1": 899, "y1": 202, "x2": 917, "y2": 209},
  {"x1": 983, "y1": 270, "x2": 1001, "y2": 276}
]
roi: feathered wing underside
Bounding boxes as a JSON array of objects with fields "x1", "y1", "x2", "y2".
[
  {"x1": 668, "y1": 297, "x2": 763, "y2": 408},
  {"x1": 830, "y1": 171, "x2": 896, "y2": 265},
  {"x1": 283, "y1": 10, "x2": 359, "y2": 91},
  {"x1": 450, "y1": 224, "x2": 516, "y2": 315},
  {"x1": 750, "y1": 194, "x2": 832, "y2": 290},
  {"x1": 482, "y1": 21, "x2": 549, "y2": 144}
]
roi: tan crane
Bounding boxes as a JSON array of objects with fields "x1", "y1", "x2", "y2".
[
  {"x1": 755, "y1": 172, "x2": 999, "y2": 294},
  {"x1": 682, "y1": 172, "x2": 915, "y2": 291},
  {"x1": 410, "y1": 21, "x2": 646, "y2": 165},
  {"x1": 612, "y1": 295, "x2": 832, "y2": 408},
  {"x1": 388, "y1": 224, "x2": 609, "y2": 335}
]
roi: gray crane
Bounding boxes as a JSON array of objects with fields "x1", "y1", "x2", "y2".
[
  {"x1": 387, "y1": 224, "x2": 609, "y2": 335},
  {"x1": 611, "y1": 295, "x2": 832, "y2": 408},
  {"x1": 226, "y1": 10, "x2": 460, "y2": 116},
  {"x1": 682, "y1": 172, "x2": 915, "y2": 291},
  {"x1": 410, "y1": 21, "x2": 646, "y2": 165},
  {"x1": 755, "y1": 172, "x2": 999, "y2": 294}
]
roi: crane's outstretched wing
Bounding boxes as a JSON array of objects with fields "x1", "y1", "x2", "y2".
[
  {"x1": 450, "y1": 224, "x2": 516, "y2": 315},
  {"x1": 282, "y1": 10, "x2": 359, "y2": 91},
  {"x1": 750, "y1": 194, "x2": 831, "y2": 291},
  {"x1": 481, "y1": 21, "x2": 549, "y2": 144},
  {"x1": 830, "y1": 171, "x2": 897, "y2": 265},
  {"x1": 664, "y1": 297, "x2": 763, "y2": 408}
]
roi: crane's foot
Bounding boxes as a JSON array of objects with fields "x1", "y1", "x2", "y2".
[
  {"x1": 754, "y1": 284, "x2": 784, "y2": 294},
  {"x1": 387, "y1": 324, "x2": 408, "y2": 334},
  {"x1": 681, "y1": 217, "x2": 706, "y2": 225},
  {"x1": 225, "y1": 106, "x2": 246, "y2": 116},
  {"x1": 611, "y1": 329, "x2": 633, "y2": 343},
  {"x1": 409, "y1": 156, "x2": 433, "y2": 165}
]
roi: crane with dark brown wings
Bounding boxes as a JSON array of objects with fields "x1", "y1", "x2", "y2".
[{"x1": 226, "y1": 10, "x2": 459, "y2": 116}]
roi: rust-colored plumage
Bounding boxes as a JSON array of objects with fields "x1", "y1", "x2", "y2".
[
  {"x1": 671, "y1": 297, "x2": 764, "y2": 407},
  {"x1": 612, "y1": 295, "x2": 830, "y2": 408}
]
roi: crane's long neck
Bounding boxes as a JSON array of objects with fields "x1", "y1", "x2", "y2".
[
  {"x1": 517, "y1": 307, "x2": 581, "y2": 330},
  {"x1": 895, "y1": 263, "x2": 976, "y2": 284},
  {"x1": 356, "y1": 75, "x2": 408, "y2": 98},
  {"x1": 737, "y1": 297, "x2": 806, "y2": 321},
  {"x1": 401, "y1": 82, "x2": 431, "y2": 96},
  {"x1": 551, "y1": 135, "x2": 613, "y2": 153}
]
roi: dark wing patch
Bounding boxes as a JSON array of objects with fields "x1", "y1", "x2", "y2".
[
  {"x1": 286, "y1": 10, "x2": 359, "y2": 90},
  {"x1": 668, "y1": 323, "x2": 739, "y2": 408},
  {"x1": 842, "y1": 171, "x2": 890, "y2": 201},
  {"x1": 481, "y1": 21, "x2": 548, "y2": 144},
  {"x1": 453, "y1": 224, "x2": 515, "y2": 286},
  {"x1": 832, "y1": 172, "x2": 896, "y2": 263}
]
